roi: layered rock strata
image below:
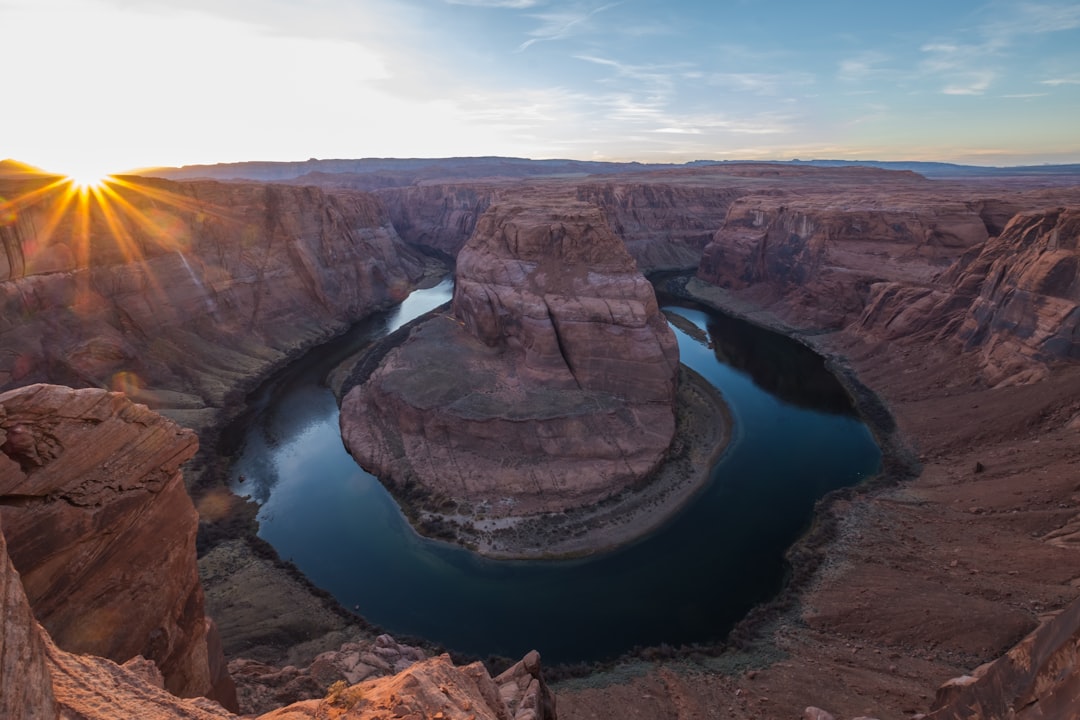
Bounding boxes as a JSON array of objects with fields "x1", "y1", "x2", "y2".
[
  {"x1": 342, "y1": 201, "x2": 679, "y2": 520},
  {"x1": 859, "y1": 207, "x2": 1080, "y2": 386},
  {"x1": 0, "y1": 384, "x2": 234, "y2": 707},
  {"x1": 0, "y1": 512, "x2": 56, "y2": 720},
  {"x1": 577, "y1": 180, "x2": 746, "y2": 272},
  {"x1": 0, "y1": 174, "x2": 426, "y2": 432}
]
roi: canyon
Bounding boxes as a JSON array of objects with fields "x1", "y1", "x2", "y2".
[
  {"x1": 2, "y1": 159, "x2": 1080, "y2": 718},
  {"x1": 340, "y1": 199, "x2": 683, "y2": 542}
]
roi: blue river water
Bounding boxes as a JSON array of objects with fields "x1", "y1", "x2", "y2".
[{"x1": 227, "y1": 279, "x2": 881, "y2": 663}]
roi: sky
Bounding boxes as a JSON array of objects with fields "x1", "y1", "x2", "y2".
[{"x1": 2, "y1": 0, "x2": 1079, "y2": 175}]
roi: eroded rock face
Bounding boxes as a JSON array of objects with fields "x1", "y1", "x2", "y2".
[
  {"x1": 577, "y1": 181, "x2": 746, "y2": 272},
  {"x1": 342, "y1": 201, "x2": 679, "y2": 518},
  {"x1": 259, "y1": 651, "x2": 555, "y2": 720},
  {"x1": 0, "y1": 175, "x2": 426, "y2": 432},
  {"x1": 858, "y1": 208, "x2": 1080, "y2": 386},
  {"x1": 927, "y1": 593, "x2": 1080, "y2": 719},
  {"x1": 698, "y1": 195, "x2": 992, "y2": 328},
  {"x1": 0, "y1": 384, "x2": 234, "y2": 707},
  {"x1": 0, "y1": 514, "x2": 57, "y2": 720},
  {"x1": 378, "y1": 183, "x2": 501, "y2": 258}
]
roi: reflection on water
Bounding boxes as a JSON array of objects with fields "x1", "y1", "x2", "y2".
[{"x1": 227, "y1": 283, "x2": 881, "y2": 664}]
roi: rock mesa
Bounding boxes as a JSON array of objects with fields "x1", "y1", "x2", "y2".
[{"x1": 341, "y1": 201, "x2": 679, "y2": 518}]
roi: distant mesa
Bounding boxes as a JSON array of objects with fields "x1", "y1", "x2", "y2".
[{"x1": 340, "y1": 199, "x2": 680, "y2": 527}]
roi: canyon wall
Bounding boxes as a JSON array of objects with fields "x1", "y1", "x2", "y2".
[
  {"x1": 0, "y1": 384, "x2": 235, "y2": 707},
  {"x1": 857, "y1": 207, "x2": 1080, "y2": 386},
  {"x1": 0, "y1": 175, "x2": 426, "y2": 431},
  {"x1": 342, "y1": 200, "x2": 679, "y2": 519},
  {"x1": 377, "y1": 183, "x2": 502, "y2": 258},
  {"x1": 697, "y1": 192, "x2": 995, "y2": 328},
  {"x1": 576, "y1": 180, "x2": 746, "y2": 272}
]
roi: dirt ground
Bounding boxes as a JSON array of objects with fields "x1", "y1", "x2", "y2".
[{"x1": 555, "y1": 302, "x2": 1080, "y2": 719}]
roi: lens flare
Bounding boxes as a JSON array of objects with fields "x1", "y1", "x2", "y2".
[{"x1": 67, "y1": 171, "x2": 112, "y2": 191}]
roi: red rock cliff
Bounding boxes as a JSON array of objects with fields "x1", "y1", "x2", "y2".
[
  {"x1": 0, "y1": 175, "x2": 426, "y2": 431},
  {"x1": 0, "y1": 384, "x2": 235, "y2": 707},
  {"x1": 858, "y1": 207, "x2": 1080, "y2": 386}
]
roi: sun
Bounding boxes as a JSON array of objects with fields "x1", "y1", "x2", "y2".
[
  {"x1": 52, "y1": 162, "x2": 117, "y2": 191},
  {"x1": 66, "y1": 169, "x2": 113, "y2": 191}
]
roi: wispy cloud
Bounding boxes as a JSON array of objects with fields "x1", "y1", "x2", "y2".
[
  {"x1": 575, "y1": 54, "x2": 695, "y2": 93},
  {"x1": 517, "y1": 2, "x2": 619, "y2": 51},
  {"x1": 706, "y1": 71, "x2": 814, "y2": 95},
  {"x1": 1041, "y1": 77, "x2": 1080, "y2": 86},
  {"x1": 942, "y1": 72, "x2": 995, "y2": 95},
  {"x1": 444, "y1": 0, "x2": 542, "y2": 7},
  {"x1": 837, "y1": 52, "x2": 890, "y2": 83}
]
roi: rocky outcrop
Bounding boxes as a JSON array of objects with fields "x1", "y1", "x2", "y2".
[
  {"x1": 0, "y1": 513, "x2": 57, "y2": 720},
  {"x1": 377, "y1": 183, "x2": 502, "y2": 258},
  {"x1": 259, "y1": 651, "x2": 554, "y2": 720},
  {"x1": 0, "y1": 174, "x2": 426, "y2": 432},
  {"x1": 577, "y1": 180, "x2": 746, "y2": 272},
  {"x1": 926, "y1": 593, "x2": 1080, "y2": 719},
  {"x1": 858, "y1": 208, "x2": 1080, "y2": 386},
  {"x1": 0, "y1": 384, "x2": 235, "y2": 708},
  {"x1": 229, "y1": 634, "x2": 428, "y2": 715},
  {"x1": 341, "y1": 201, "x2": 679, "y2": 521}
]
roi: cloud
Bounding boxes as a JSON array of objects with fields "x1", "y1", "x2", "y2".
[
  {"x1": 444, "y1": 0, "x2": 541, "y2": 6},
  {"x1": 942, "y1": 72, "x2": 995, "y2": 95},
  {"x1": 706, "y1": 72, "x2": 815, "y2": 95},
  {"x1": 516, "y1": 2, "x2": 620, "y2": 51},
  {"x1": 1041, "y1": 77, "x2": 1080, "y2": 85}
]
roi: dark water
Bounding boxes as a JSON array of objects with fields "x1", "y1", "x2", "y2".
[{"x1": 227, "y1": 280, "x2": 881, "y2": 664}]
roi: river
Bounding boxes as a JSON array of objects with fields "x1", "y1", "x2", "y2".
[{"x1": 225, "y1": 278, "x2": 880, "y2": 664}]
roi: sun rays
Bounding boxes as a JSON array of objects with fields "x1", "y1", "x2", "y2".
[
  {"x1": 0, "y1": 166, "x2": 236, "y2": 398},
  {"x1": 0, "y1": 168, "x2": 221, "y2": 274}
]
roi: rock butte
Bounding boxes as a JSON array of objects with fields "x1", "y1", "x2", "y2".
[
  {"x1": 341, "y1": 200, "x2": 680, "y2": 520},
  {"x1": 2, "y1": 159, "x2": 1080, "y2": 718}
]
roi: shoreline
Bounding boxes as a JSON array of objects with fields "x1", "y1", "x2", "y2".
[{"x1": 418, "y1": 364, "x2": 733, "y2": 559}]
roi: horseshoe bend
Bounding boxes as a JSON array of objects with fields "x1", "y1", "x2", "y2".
[{"x1": 2, "y1": 158, "x2": 1080, "y2": 719}]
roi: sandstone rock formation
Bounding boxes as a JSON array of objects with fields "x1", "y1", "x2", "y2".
[
  {"x1": 258, "y1": 650, "x2": 554, "y2": 720},
  {"x1": 4, "y1": 518, "x2": 555, "y2": 719},
  {"x1": 926, "y1": 593, "x2": 1080, "y2": 718},
  {"x1": 229, "y1": 633, "x2": 428, "y2": 715},
  {"x1": 858, "y1": 207, "x2": 1080, "y2": 386},
  {"x1": 0, "y1": 174, "x2": 426, "y2": 432},
  {"x1": 0, "y1": 512, "x2": 57, "y2": 719},
  {"x1": 576, "y1": 178, "x2": 746, "y2": 272},
  {"x1": 0, "y1": 384, "x2": 235, "y2": 708},
  {"x1": 378, "y1": 183, "x2": 501, "y2": 258},
  {"x1": 697, "y1": 186, "x2": 993, "y2": 328},
  {"x1": 342, "y1": 200, "x2": 679, "y2": 520}
]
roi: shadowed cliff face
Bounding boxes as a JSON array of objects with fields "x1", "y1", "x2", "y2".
[
  {"x1": 377, "y1": 183, "x2": 502, "y2": 259},
  {"x1": 341, "y1": 201, "x2": 679, "y2": 519},
  {"x1": 0, "y1": 175, "x2": 426, "y2": 431},
  {"x1": 0, "y1": 384, "x2": 235, "y2": 707},
  {"x1": 576, "y1": 181, "x2": 747, "y2": 272},
  {"x1": 857, "y1": 208, "x2": 1080, "y2": 386}
]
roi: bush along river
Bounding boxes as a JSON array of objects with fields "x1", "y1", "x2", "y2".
[{"x1": 225, "y1": 277, "x2": 881, "y2": 664}]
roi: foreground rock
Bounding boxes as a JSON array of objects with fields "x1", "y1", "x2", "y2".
[
  {"x1": 5, "y1": 504, "x2": 554, "y2": 719},
  {"x1": 0, "y1": 510, "x2": 56, "y2": 719},
  {"x1": 0, "y1": 384, "x2": 235, "y2": 708},
  {"x1": 342, "y1": 200, "x2": 679, "y2": 526}
]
